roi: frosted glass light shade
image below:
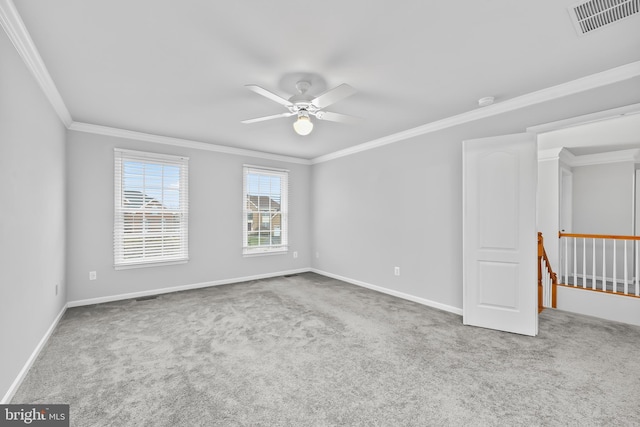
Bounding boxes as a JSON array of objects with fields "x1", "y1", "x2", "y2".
[{"x1": 293, "y1": 116, "x2": 313, "y2": 135}]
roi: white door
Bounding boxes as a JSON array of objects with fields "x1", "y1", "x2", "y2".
[{"x1": 463, "y1": 133, "x2": 538, "y2": 336}]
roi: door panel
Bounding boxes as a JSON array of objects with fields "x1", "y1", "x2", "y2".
[
  {"x1": 478, "y1": 151, "x2": 519, "y2": 250},
  {"x1": 478, "y1": 261, "x2": 519, "y2": 310},
  {"x1": 463, "y1": 133, "x2": 538, "y2": 336}
]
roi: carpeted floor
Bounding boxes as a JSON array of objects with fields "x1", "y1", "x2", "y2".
[{"x1": 12, "y1": 272, "x2": 640, "y2": 426}]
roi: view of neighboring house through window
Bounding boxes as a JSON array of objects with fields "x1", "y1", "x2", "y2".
[
  {"x1": 243, "y1": 165, "x2": 288, "y2": 255},
  {"x1": 114, "y1": 149, "x2": 189, "y2": 268}
]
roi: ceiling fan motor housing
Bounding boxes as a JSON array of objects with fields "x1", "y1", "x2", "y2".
[{"x1": 288, "y1": 81, "x2": 314, "y2": 106}]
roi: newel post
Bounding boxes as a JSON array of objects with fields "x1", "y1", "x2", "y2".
[{"x1": 538, "y1": 232, "x2": 543, "y2": 287}]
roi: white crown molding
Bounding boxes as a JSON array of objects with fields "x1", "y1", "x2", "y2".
[
  {"x1": 537, "y1": 148, "x2": 579, "y2": 166},
  {"x1": 538, "y1": 147, "x2": 565, "y2": 161},
  {"x1": 71, "y1": 59, "x2": 640, "y2": 166},
  {"x1": 3, "y1": 0, "x2": 639, "y2": 165},
  {"x1": 540, "y1": 147, "x2": 640, "y2": 167},
  {"x1": 0, "y1": 0, "x2": 72, "y2": 127},
  {"x1": 559, "y1": 148, "x2": 577, "y2": 166},
  {"x1": 69, "y1": 122, "x2": 312, "y2": 165},
  {"x1": 527, "y1": 103, "x2": 640, "y2": 134},
  {"x1": 312, "y1": 61, "x2": 640, "y2": 164},
  {"x1": 0, "y1": 0, "x2": 308, "y2": 166},
  {"x1": 569, "y1": 148, "x2": 640, "y2": 167}
]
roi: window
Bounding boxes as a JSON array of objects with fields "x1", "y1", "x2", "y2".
[
  {"x1": 243, "y1": 165, "x2": 288, "y2": 255},
  {"x1": 114, "y1": 149, "x2": 189, "y2": 268}
]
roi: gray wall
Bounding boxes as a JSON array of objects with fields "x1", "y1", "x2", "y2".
[
  {"x1": 310, "y1": 84, "x2": 640, "y2": 311},
  {"x1": 0, "y1": 30, "x2": 67, "y2": 398},
  {"x1": 572, "y1": 162, "x2": 634, "y2": 235},
  {"x1": 537, "y1": 158, "x2": 561, "y2": 271},
  {"x1": 310, "y1": 115, "x2": 533, "y2": 311},
  {"x1": 3, "y1": 20, "x2": 638, "y2": 399},
  {"x1": 66, "y1": 131, "x2": 311, "y2": 303},
  {"x1": 312, "y1": 136, "x2": 463, "y2": 308},
  {"x1": 570, "y1": 161, "x2": 635, "y2": 281}
]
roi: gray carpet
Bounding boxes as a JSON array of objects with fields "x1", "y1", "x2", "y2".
[{"x1": 12, "y1": 272, "x2": 640, "y2": 426}]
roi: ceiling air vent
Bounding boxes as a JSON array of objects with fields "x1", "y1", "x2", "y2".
[{"x1": 568, "y1": 0, "x2": 639, "y2": 35}]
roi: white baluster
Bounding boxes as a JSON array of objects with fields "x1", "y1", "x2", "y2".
[
  {"x1": 548, "y1": 266, "x2": 552, "y2": 307},
  {"x1": 592, "y1": 238, "x2": 596, "y2": 290},
  {"x1": 624, "y1": 240, "x2": 628, "y2": 295},
  {"x1": 558, "y1": 237, "x2": 562, "y2": 285},
  {"x1": 547, "y1": 264, "x2": 551, "y2": 307},
  {"x1": 543, "y1": 264, "x2": 547, "y2": 308},
  {"x1": 613, "y1": 240, "x2": 617, "y2": 293},
  {"x1": 635, "y1": 240, "x2": 640, "y2": 297},
  {"x1": 573, "y1": 238, "x2": 577, "y2": 287},
  {"x1": 542, "y1": 261, "x2": 546, "y2": 308},
  {"x1": 602, "y1": 239, "x2": 606, "y2": 292},
  {"x1": 582, "y1": 238, "x2": 587, "y2": 289},
  {"x1": 542, "y1": 258, "x2": 547, "y2": 307},
  {"x1": 564, "y1": 237, "x2": 568, "y2": 285},
  {"x1": 545, "y1": 264, "x2": 551, "y2": 307},
  {"x1": 548, "y1": 267, "x2": 552, "y2": 307}
]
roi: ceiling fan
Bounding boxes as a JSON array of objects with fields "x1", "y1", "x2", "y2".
[{"x1": 241, "y1": 81, "x2": 361, "y2": 136}]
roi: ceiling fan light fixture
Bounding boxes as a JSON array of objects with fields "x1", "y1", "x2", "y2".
[
  {"x1": 242, "y1": 81, "x2": 358, "y2": 134},
  {"x1": 293, "y1": 111, "x2": 313, "y2": 136}
]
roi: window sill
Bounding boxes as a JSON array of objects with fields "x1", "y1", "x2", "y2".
[
  {"x1": 242, "y1": 249, "x2": 288, "y2": 257},
  {"x1": 114, "y1": 259, "x2": 188, "y2": 270}
]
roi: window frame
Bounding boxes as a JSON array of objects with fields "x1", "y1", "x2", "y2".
[
  {"x1": 114, "y1": 148, "x2": 189, "y2": 269},
  {"x1": 242, "y1": 165, "x2": 289, "y2": 256}
]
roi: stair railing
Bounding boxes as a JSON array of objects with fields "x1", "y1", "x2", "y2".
[
  {"x1": 558, "y1": 232, "x2": 640, "y2": 297},
  {"x1": 538, "y1": 232, "x2": 558, "y2": 311}
]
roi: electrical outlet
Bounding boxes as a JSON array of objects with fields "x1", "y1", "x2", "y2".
[
  {"x1": 89, "y1": 271, "x2": 97, "y2": 281},
  {"x1": 394, "y1": 267, "x2": 400, "y2": 276},
  {"x1": 55, "y1": 284, "x2": 58, "y2": 295},
  {"x1": 293, "y1": 251, "x2": 298, "y2": 259}
]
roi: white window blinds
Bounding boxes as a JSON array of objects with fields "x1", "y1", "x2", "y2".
[
  {"x1": 114, "y1": 149, "x2": 189, "y2": 267},
  {"x1": 243, "y1": 165, "x2": 288, "y2": 255}
]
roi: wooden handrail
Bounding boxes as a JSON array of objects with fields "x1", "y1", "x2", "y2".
[
  {"x1": 559, "y1": 232, "x2": 640, "y2": 241},
  {"x1": 538, "y1": 233, "x2": 543, "y2": 313},
  {"x1": 538, "y1": 232, "x2": 558, "y2": 310},
  {"x1": 559, "y1": 231, "x2": 640, "y2": 298}
]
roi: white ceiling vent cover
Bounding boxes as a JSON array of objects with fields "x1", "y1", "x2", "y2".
[{"x1": 569, "y1": 0, "x2": 639, "y2": 35}]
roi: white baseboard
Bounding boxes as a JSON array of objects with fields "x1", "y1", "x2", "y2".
[
  {"x1": 4, "y1": 269, "x2": 312, "y2": 403},
  {"x1": 67, "y1": 268, "x2": 312, "y2": 308},
  {"x1": 5, "y1": 267, "x2": 460, "y2": 403},
  {"x1": 311, "y1": 269, "x2": 463, "y2": 316},
  {"x1": 1, "y1": 303, "x2": 68, "y2": 404}
]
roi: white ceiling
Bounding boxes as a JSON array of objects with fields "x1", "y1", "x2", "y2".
[{"x1": 9, "y1": 0, "x2": 640, "y2": 159}]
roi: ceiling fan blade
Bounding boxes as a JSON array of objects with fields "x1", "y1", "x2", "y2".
[
  {"x1": 245, "y1": 84, "x2": 292, "y2": 107},
  {"x1": 241, "y1": 112, "x2": 295, "y2": 124},
  {"x1": 314, "y1": 111, "x2": 363, "y2": 124},
  {"x1": 311, "y1": 83, "x2": 356, "y2": 109}
]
